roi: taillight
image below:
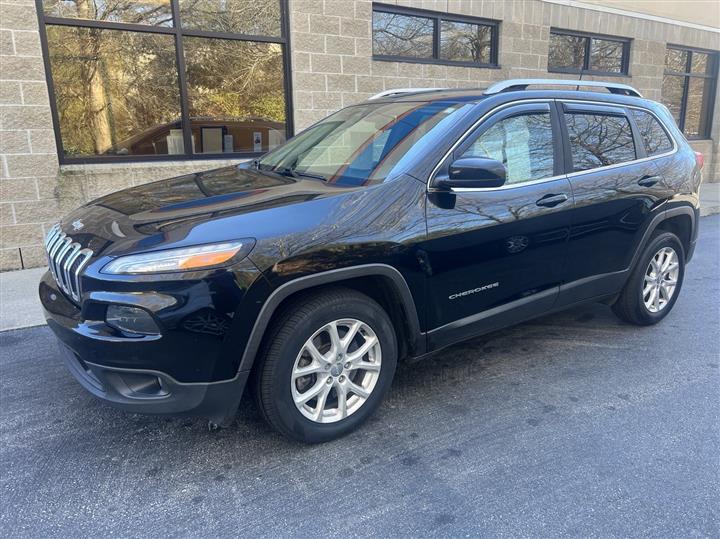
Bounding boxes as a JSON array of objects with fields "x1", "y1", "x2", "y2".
[{"x1": 694, "y1": 151, "x2": 704, "y2": 170}]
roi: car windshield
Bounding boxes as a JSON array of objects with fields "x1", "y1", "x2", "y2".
[{"x1": 257, "y1": 100, "x2": 471, "y2": 186}]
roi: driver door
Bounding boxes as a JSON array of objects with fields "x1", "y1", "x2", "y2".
[{"x1": 422, "y1": 101, "x2": 574, "y2": 350}]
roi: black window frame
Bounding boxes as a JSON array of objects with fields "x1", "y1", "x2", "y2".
[
  {"x1": 35, "y1": 0, "x2": 294, "y2": 165},
  {"x1": 548, "y1": 28, "x2": 631, "y2": 77},
  {"x1": 663, "y1": 44, "x2": 718, "y2": 140},
  {"x1": 371, "y1": 3, "x2": 499, "y2": 69}
]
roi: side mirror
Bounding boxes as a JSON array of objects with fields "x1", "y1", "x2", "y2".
[{"x1": 435, "y1": 157, "x2": 507, "y2": 189}]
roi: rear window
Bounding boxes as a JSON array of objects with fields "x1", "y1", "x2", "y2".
[
  {"x1": 631, "y1": 109, "x2": 674, "y2": 156},
  {"x1": 565, "y1": 113, "x2": 636, "y2": 172}
]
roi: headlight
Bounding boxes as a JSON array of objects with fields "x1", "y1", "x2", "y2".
[{"x1": 102, "y1": 240, "x2": 249, "y2": 274}]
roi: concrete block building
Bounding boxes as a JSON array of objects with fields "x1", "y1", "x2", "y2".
[{"x1": 1, "y1": 0, "x2": 718, "y2": 270}]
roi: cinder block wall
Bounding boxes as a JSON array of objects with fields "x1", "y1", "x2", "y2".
[
  {"x1": 1, "y1": 0, "x2": 719, "y2": 271},
  {"x1": 1, "y1": 0, "x2": 59, "y2": 270}
]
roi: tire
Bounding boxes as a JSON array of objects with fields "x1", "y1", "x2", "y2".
[
  {"x1": 612, "y1": 231, "x2": 685, "y2": 326},
  {"x1": 253, "y1": 287, "x2": 398, "y2": 443}
]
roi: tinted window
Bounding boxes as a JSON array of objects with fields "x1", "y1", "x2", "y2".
[
  {"x1": 178, "y1": 0, "x2": 281, "y2": 36},
  {"x1": 661, "y1": 75, "x2": 685, "y2": 125},
  {"x1": 548, "y1": 31, "x2": 629, "y2": 74},
  {"x1": 589, "y1": 38, "x2": 624, "y2": 72},
  {"x1": 43, "y1": 0, "x2": 173, "y2": 26},
  {"x1": 461, "y1": 113, "x2": 555, "y2": 185},
  {"x1": 684, "y1": 76, "x2": 714, "y2": 138},
  {"x1": 40, "y1": 0, "x2": 289, "y2": 161},
  {"x1": 549, "y1": 33, "x2": 585, "y2": 70},
  {"x1": 662, "y1": 47, "x2": 718, "y2": 139},
  {"x1": 184, "y1": 38, "x2": 286, "y2": 154},
  {"x1": 631, "y1": 110, "x2": 673, "y2": 156},
  {"x1": 46, "y1": 26, "x2": 181, "y2": 157},
  {"x1": 440, "y1": 20, "x2": 492, "y2": 64},
  {"x1": 372, "y1": 6, "x2": 498, "y2": 66},
  {"x1": 565, "y1": 113, "x2": 636, "y2": 171},
  {"x1": 372, "y1": 11, "x2": 434, "y2": 58}
]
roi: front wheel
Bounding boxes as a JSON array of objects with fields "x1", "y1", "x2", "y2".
[
  {"x1": 253, "y1": 287, "x2": 397, "y2": 443},
  {"x1": 612, "y1": 231, "x2": 685, "y2": 325}
]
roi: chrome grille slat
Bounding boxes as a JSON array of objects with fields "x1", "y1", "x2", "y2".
[
  {"x1": 44, "y1": 224, "x2": 93, "y2": 303},
  {"x1": 62, "y1": 243, "x2": 82, "y2": 291}
]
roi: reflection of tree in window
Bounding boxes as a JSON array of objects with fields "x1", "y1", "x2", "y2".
[
  {"x1": 178, "y1": 0, "x2": 281, "y2": 36},
  {"x1": 47, "y1": 26, "x2": 180, "y2": 156},
  {"x1": 372, "y1": 12, "x2": 433, "y2": 58},
  {"x1": 565, "y1": 114, "x2": 636, "y2": 171},
  {"x1": 440, "y1": 21, "x2": 492, "y2": 63},
  {"x1": 184, "y1": 38, "x2": 286, "y2": 153},
  {"x1": 549, "y1": 32, "x2": 626, "y2": 74},
  {"x1": 661, "y1": 48, "x2": 717, "y2": 138},
  {"x1": 631, "y1": 110, "x2": 673, "y2": 156},
  {"x1": 461, "y1": 114, "x2": 555, "y2": 184},
  {"x1": 589, "y1": 38, "x2": 623, "y2": 72},
  {"x1": 548, "y1": 33, "x2": 585, "y2": 70},
  {"x1": 43, "y1": 0, "x2": 173, "y2": 26}
]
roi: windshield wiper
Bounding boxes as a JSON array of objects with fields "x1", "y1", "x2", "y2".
[{"x1": 275, "y1": 166, "x2": 327, "y2": 182}]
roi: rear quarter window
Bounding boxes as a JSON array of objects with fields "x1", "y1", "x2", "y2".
[
  {"x1": 631, "y1": 109, "x2": 674, "y2": 156},
  {"x1": 564, "y1": 113, "x2": 636, "y2": 172}
]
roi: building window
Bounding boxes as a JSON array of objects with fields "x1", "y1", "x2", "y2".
[
  {"x1": 662, "y1": 46, "x2": 718, "y2": 139},
  {"x1": 37, "y1": 0, "x2": 292, "y2": 163},
  {"x1": 548, "y1": 29, "x2": 630, "y2": 75},
  {"x1": 372, "y1": 3, "x2": 498, "y2": 67}
]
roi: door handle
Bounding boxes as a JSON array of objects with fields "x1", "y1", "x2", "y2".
[
  {"x1": 536, "y1": 193, "x2": 568, "y2": 208},
  {"x1": 638, "y1": 175, "x2": 661, "y2": 187}
]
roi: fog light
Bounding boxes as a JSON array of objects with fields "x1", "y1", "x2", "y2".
[{"x1": 106, "y1": 305, "x2": 160, "y2": 335}]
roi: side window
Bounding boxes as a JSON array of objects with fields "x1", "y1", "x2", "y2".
[
  {"x1": 460, "y1": 113, "x2": 555, "y2": 185},
  {"x1": 631, "y1": 109, "x2": 674, "y2": 156},
  {"x1": 564, "y1": 113, "x2": 636, "y2": 171}
]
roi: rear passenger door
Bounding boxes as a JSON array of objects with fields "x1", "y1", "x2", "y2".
[{"x1": 559, "y1": 102, "x2": 674, "y2": 304}]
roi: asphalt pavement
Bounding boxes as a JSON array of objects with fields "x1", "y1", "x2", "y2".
[{"x1": 1, "y1": 216, "x2": 719, "y2": 538}]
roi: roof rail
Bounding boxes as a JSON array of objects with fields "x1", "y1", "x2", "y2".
[
  {"x1": 484, "y1": 79, "x2": 643, "y2": 97},
  {"x1": 368, "y1": 88, "x2": 447, "y2": 100}
]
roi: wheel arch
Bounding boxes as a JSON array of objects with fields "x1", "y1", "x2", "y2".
[
  {"x1": 630, "y1": 205, "x2": 697, "y2": 271},
  {"x1": 237, "y1": 264, "x2": 425, "y2": 374},
  {"x1": 655, "y1": 212, "x2": 694, "y2": 261}
]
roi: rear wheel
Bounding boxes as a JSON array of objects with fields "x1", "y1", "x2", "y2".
[
  {"x1": 254, "y1": 287, "x2": 397, "y2": 443},
  {"x1": 612, "y1": 231, "x2": 685, "y2": 325}
]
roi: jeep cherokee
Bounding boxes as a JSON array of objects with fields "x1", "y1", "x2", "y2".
[{"x1": 39, "y1": 79, "x2": 703, "y2": 442}]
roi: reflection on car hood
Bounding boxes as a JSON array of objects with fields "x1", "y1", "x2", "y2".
[{"x1": 60, "y1": 164, "x2": 360, "y2": 257}]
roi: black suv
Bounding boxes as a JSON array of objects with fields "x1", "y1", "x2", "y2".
[{"x1": 40, "y1": 79, "x2": 703, "y2": 442}]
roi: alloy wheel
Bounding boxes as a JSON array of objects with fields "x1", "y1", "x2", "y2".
[
  {"x1": 643, "y1": 246, "x2": 679, "y2": 313},
  {"x1": 291, "y1": 318, "x2": 382, "y2": 423}
]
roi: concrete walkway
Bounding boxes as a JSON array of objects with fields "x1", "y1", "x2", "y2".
[
  {"x1": 2, "y1": 186, "x2": 719, "y2": 332},
  {"x1": 0, "y1": 267, "x2": 46, "y2": 331},
  {"x1": 700, "y1": 182, "x2": 720, "y2": 217}
]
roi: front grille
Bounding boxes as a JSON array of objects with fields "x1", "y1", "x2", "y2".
[{"x1": 45, "y1": 224, "x2": 93, "y2": 303}]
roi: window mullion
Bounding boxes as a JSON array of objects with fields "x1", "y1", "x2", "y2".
[
  {"x1": 583, "y1": 36, "x2": 591, "y2": 71},
  {"x1": 433, "y1": 17, "x2": 440, "y2": 59},
  {"x1": 171, "y1": 0, "x2": 194, "y2": 156}
]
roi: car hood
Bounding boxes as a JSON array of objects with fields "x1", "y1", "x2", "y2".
[{"x1": 60, "y1": 164, "x2": 361, "y2": 258}]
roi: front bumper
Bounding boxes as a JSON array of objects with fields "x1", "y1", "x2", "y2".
[
  {"x1": 56, "y1": 340, "x2": 248, "y2": 423},
  {"x1": 39, "y1": 270, "x2": 255, "y2": 424}
]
